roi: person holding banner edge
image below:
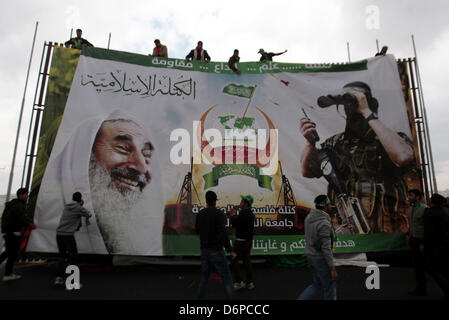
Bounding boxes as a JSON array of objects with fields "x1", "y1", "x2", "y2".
[
  {"x1": 228, "y1": 49, "x2": 241, "y2": 75},
  {"x1": 54, "y1": 192, "x2": 91, "y2": 287},
  {"x1": 258, "y1": 48, "x2": 287, "y2": 62},
  {"x1": 1, "y1": 188, "x2": 36, "y2": 281}
]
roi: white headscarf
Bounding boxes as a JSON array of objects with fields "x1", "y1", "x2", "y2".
[{"x1": 28, "y1": 109, "x2": 164, "y2": 255}]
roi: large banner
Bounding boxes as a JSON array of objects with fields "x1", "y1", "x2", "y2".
[{"x1": 27, "y1": 47, "x2": 421, "y2": 255}]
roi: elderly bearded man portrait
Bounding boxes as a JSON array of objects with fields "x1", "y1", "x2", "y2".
[
  {"x1": 28, "y1": 111, "x2": 164, "y2": 256},
  {"x1": 89, "y1": 119, "x2": 154, "y2": 253}
]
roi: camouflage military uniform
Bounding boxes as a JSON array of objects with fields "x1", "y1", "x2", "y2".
[{"x1": 320, "y1": 128, "x2": 414, "y2": 233}]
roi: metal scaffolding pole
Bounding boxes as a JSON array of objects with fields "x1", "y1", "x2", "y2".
[
  {"x1": 406, "y1": 58, "x2": 431, "y2": 202},
  {"x1": 6, "y1": 21, "x2": 39, "y2": 202},
  {"x1": 24, "y1": 42, "x2": 53, "y2": 190},
  {"x1": 21, "y1": 41, "x2": 47, "y2": 187},
  {"x1": 412, "y1": 34, "x2": 438, "y2": 193}
]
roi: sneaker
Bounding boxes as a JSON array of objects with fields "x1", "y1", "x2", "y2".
[
  {"x1": 247, "y1": 282, "x2": 255, "y2": 290},
  {"x1": 234, "y1": 281, "x2": 245, "y2": 290},
  {"x1": 54, "y1": 277, "x2": 64, "y2": 287},
  {"x1": 2, "y1": 273, "x2": 22, "y2": 281}
]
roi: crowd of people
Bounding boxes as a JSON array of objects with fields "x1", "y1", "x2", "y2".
[
  {"x1": 1, "y1": 184, "x2": 449, "y2": 299},
  {"x1": 196, "y1": 189, "x2": 449, "y2": 300},
  {"x1": 5, "y1": 186, "x2": 447, "y2": 300},
  {"x1": 406, "y1": 190, "x2": 449, "y2": 299}
]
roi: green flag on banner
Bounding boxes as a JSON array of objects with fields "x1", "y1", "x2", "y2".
[
  {"x1": 203, "y1": 164, "x2": 273, "y2": 191},
  {"x1": 222, "y1": 83, "x2": 255, "y2": 99}
]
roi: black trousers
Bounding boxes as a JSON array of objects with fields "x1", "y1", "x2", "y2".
[
  {"x1": 231, "y1": 240, "x2": 253, "y2": 284},
  {"x1": 425, "y1": 246, "x2": 449, "y2": 299},
  {"x1": 410, "y1": 237, "x2": 427, "y2": 292},
  {"x1": 56, "y1": 235, "x2": 78, "y2": 277},
  {"x1": 0, "y1": 234, "x2": 21, "y2": 276}
]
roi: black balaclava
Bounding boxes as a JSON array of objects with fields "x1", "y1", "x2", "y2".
[{"x1": 342, "y1": 81, "x2": 378, "y2": 139}]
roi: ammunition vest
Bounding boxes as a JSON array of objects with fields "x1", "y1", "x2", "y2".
[{"x1": 321, "y1": 129, "x2": 413, "y2": 232}]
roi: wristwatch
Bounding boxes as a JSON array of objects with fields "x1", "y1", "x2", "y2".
[{"x1": 366, "y1": 112, "x2": 379, "y2": 122}]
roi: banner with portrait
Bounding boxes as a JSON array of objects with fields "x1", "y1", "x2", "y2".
[{"x1": 27, "y1": 47, "x2": 422, "y2": 255}]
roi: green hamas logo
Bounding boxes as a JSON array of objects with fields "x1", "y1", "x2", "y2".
[
  {"x1": 169, "y1": 84, "x2": 279, "y2": 191},
  {"x1": 200, "y1": 84, "x2": 275, "y2": 191}
]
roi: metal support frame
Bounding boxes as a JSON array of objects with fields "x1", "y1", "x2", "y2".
[
  {"x1": 6, "y1": 22, "x2": 38, "y2": 201},
  {"x1": 411, "y1": 35, "x2": 438, "y2": 194},
  {"x1": 398, "y1": 56, "x2": 436, "y2": 202},
  {"x1": 21, "y1": 42, "x2": 54, "y2": 191}
]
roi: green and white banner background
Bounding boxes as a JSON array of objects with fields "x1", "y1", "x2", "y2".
[{"x1": 27, "y1": 47, "x2": 419, "y2": 255}]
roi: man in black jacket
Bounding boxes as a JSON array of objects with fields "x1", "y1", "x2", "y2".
[
  {"x1": 423, "y1": 193, "x2": 449, "y2": 300},
  {"x1": 185, "y1": 41, "x2": 211, "y2": 62},
  {"x1": 196, "y1": 191, "x2": 236, "y2": 299},
  {"x1": 228, "y1": 195, "x2": 255, "y2": 290},
  {"x1": 1, "y1": 188, "x2": 36, "y2": 281},
  {"x1": 228, "y1": 49, "x2": 241, "y2": 75}
]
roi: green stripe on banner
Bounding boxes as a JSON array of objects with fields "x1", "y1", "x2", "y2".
[
  {"x1": 162, "y1": 233, "x2": 408, "y2": 256},
  {"x1": 203, "y1": 164, "x2": 273, "y2": 191},
  {"x1": 81, "y1": 47, "x2": 367, "y2": 74}
]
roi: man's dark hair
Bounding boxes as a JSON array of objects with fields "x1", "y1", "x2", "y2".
[
  {"x1": 76, "y1": 29, "x2": 82, "y2": 33},
  {"x1": 205, "y1": 191, "x2": 217, "y2": 206},
  {"x1": 73, "y1": 192, "x2": 82, "y2": 203},
  {"x1": 154, "y1": 39, "x2": 160, "y2": 43},
  {"x1": 430, "y1": 193, "x2": 446, "y2": 206},
  {"x1": 408, "y1": 189, "x2": 422, "y2": 199},
  {"x1": 314, "y1": 194, "x2": 329, "y2": 209},
  {"x1": 16, "y1": 188, "x2": 28, "y2": 198}
]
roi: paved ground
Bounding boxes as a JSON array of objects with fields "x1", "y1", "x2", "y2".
[{"x1": 0, "y1": 254, "x2": 446, "y2": 301}]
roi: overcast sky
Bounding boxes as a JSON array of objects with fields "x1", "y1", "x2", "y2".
[{"x1": 1, "y1": 0, "x2": 448, "y2": 196}]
